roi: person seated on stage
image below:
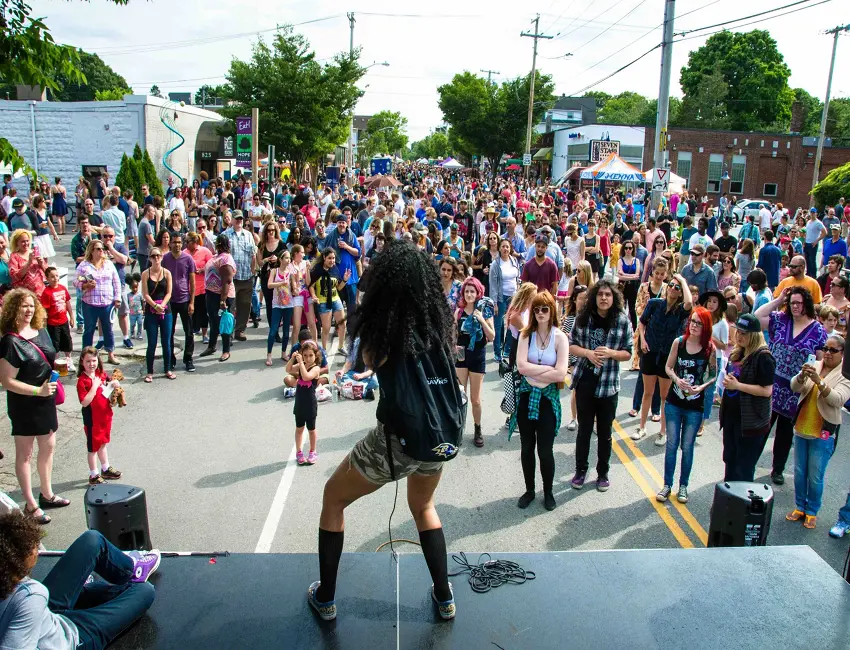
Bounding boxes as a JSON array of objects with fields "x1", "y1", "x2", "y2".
[
  {"x1": 0, "y1": 513, "x2": 160, "y2": 650},
  {"x1": 284, "y1": 328, "x2": 329, "y2": 396}
]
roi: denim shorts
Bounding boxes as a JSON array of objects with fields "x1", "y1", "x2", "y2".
[{"x1": 317, "y1": 299, "x2": 344, "y2": 315}]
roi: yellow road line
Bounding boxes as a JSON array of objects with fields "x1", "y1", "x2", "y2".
[
  {"x1": 613, "y1": 420, "x2": 709, "y2": 546},
  {"x1": 609, "y1": 435, "x2": 694, "y2": 548}
]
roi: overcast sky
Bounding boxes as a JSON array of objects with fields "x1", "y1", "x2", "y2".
[{"x1": 31, "y1": 0, "x2": 850, "y2": 141}]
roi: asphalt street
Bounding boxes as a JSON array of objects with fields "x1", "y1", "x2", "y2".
[{"x1": 2, "y1": 235, "x2": 850, "y2": 579}]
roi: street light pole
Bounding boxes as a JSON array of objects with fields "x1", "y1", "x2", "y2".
[{"x1": 810, "y1": 24, "x2": 849, "y2": 206}]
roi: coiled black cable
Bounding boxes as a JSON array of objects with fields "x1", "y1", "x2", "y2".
[{"x1": 448, "y1": 552, "x2": 536, "y2": 593}]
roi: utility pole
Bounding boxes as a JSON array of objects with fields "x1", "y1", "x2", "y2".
[
  {"x1": 810, "y1": 23, "x2": 849, "y2": 206},
  {"x1": 346, "y1": 12, "x2": 357, "y2": 173},
  {"x1": 650, "y1": 0, "x2": 676, "y2": 213},
  {"x1": 521, "y1": 15, "x2": 552, "y2": 179},
  {"x1": 201, "y1": 87, "x2": 205, "y2": 110},
  {"x1": 480, "y1": 68, "x2": 500, "y2": 85}
]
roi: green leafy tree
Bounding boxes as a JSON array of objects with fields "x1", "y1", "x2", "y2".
[
  {"x1": 194, "y1": 84, "x2": 227, "y2": 106},
  {"x1": 94, "y1": 87, "x2": 131, "y2": 101},
  {"x1": 585, "y1": 91, "x2": 612, "y2": 111},
  {"x1": 0, "y1": 0, "x2": 129, "y2": 177},
  {"x1": 640, "y1": 97, "x2": 682, "y2": 127},
  {"x1": 811, "y1": 161, "x2": 850, "y2": 209},
  {"x1": 793, "y1": 88, "x2": 823, "y2": 135},
  {"x1": 438, "y1": 69, "x2": 554, "y2": 165},
  {"x1": 149, "y1": 84, "x2": 163, "y2": 98},
  {"x1": 679, "y1": 30, "x2": 794, "y2": 131},
  {"x1": 597, "y1": 91, "x2": 651, "y2": 125},
  {"x1": 218, "y1": 25, "x2": 364, "y2": 182},
  {"x1": 677, "y1": 70, "x2": 730, "y2": 129},
  {"x1": 114, "y1": 153, "x2": 143, "y2": 199},
  {"x1": 827, "y1": 98, "x2": 850, "y2": 145},
  {"x1": 360, "y1": 110, "x2": 408, "y2": 160},
  {"x1": 141, "y1": 149, "x2": 163, "y2": 197}
]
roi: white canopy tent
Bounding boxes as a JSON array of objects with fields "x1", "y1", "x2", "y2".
[
  {"x1": 440, "y1": 157, "x2": 463, "y2": 169},
  {"x1": 416, "y1": 157, "x2": 430, "y2": 164},
  {"x1": 580, "y1": 153, "x2": 645, "y2": 182}
]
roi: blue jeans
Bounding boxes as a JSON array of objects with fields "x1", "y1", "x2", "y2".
[
  {"x1": 494, "y1": 294, "x2": 511, "y2": 360},
  {"x1": 144, "y1": 311, "x2": 173, "y2": 373},
  {"x1": 41, "y1": 530, "x2": 155, "y2": 650},
  {"x1": 267, "y1": 307, "x2": 293, "y2": 354},
  {"x1": 632, "y1": 371, "x2": 661, "y2": 415},
  {"x1": 703, "y1": 380, "x2": 717, "y2": 422},
  {"x1": 75, "y1": 286, "x2": 85, "y2": 328},
  {"x1": 129, "y1": 314, "x2": 143, "y2": 338},
  {"x1": 804, "y1": 242, "x2": 818, "y2": 278},
  {"x1": 663, "y1": 402, "x2": 703, "y2": 487},
  {"x1": 341, "y1": 369, "x2": 379, "y2": 391},
  {"x1": 837, "y1": 490, "x2": 850, "y2": 525},
  {"x1": 793, "y1": 434, "x2": 835, "y2": 515},
  {"x1": 82, "y1": 303, "x2": 114, "y2": 352}
]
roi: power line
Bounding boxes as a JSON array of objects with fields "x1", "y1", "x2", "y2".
[
  {"x1": 564, "y1": 43, "x2": 662, "y2": 97},
  {"x1": 675, "y1": 0, "x2": 834, "y2": 42},
  {"x1": 551, "y1": 0, "x2": 622, "y2": 41},
  {"x1": 676, "y1": 0, "x2": 821, "y2": 36},
  {"x1": 568, "y1": 0, "x2": 652, "y2": 55}
]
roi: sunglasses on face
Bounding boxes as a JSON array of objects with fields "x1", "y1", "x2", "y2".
[
  {"x1": 823, "y1": 346, "x2": 843, "y2": 354},
  {"x1": 93, "y1": 246, "x2": 104, "y2": 251},
  {"x1": 533, "y1": 306, "x2": 550, "y2": 314},
  {"x1": 150, "y1": 253, "x2": 161, "y2": 259},
  {"x1": 789, "y1": 263, "x2": 804, "y2": 269},
  {"x1": 668, "y1": 283, "x2": 681, "y2": 290}
]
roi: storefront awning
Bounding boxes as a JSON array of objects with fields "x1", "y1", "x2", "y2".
[{"x1": 533, "y1": 147, "x2": 552, "y2": 161}]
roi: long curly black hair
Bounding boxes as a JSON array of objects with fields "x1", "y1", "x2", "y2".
[
  {"x1": 0, "y1": 512, "x2": 43, "y2": 599},
  {"x1": 576, "y1": 278, "x2": 625, "y2": 329},
  {"x1": 351, "y1": 238, "x2": 453, "y2": 366}
]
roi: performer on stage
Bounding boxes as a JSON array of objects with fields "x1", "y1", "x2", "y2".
[{"x1": 308, "y1": 239, "x2": 464, "y2": 623}]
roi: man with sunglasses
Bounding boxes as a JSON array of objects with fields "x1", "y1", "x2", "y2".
[
  {"x1": 773, "y1": 254, "x2": 822, "y2": 304},
  {"x1": 680, "y1": 244, "x2": 717, "y2": 299}
]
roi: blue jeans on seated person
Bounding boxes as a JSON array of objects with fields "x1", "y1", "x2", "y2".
[
  {"x1": 341, "y1": 369, "x2": 378, "y2": 391},
  {"x1": 793, "y1": 434, "x2": 835, "y2": 516},
  {"x1": 663, "y1": 402, "x2": 703, "y2": 487},
  {"x1": 41, "y1": 530, "x2": 155, "y2": 650}
]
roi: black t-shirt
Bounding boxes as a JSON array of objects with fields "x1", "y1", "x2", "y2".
[
  {"x1": 456, "y1": 309, "x2": 487, "y2": 356},
  {"x1": 687, "y1": 199, "x2": 697, "y2": 217},
  {"x1": 722, "y1": 351, "x2": 776, "y2": 428},
  {"x1": 473, "y1": 247, "x2": 494, "y2": 291},
  {"x1": 715, "y1": 235, "x2": 737, "y2": 254},
  {"x1": 0, "y1": 330, "x2": 55, "y2": 387}
]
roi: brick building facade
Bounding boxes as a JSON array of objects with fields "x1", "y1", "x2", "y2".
[{"x1": 643, "y1": 127, "x2": 850, "y2": 209}]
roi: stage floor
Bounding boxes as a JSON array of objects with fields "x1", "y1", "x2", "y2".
[{"x1": 33, "y1": 546, "x2": 850, "y2": 649}]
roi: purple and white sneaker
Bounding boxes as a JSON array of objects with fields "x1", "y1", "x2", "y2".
[{"x1": 130, "y1": 549, "x2": 161, "y2": 583}]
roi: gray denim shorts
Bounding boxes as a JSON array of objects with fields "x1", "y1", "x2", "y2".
[{"x1": 349, "y1": 422, "x2": 444, "y2": 485}]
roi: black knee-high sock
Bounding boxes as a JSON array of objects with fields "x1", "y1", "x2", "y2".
[
  {"x1": 419, "y1": 527, "x2": 451, "y2": 602},
  {"x1": 316, "y1": 528, "x2": 344, "y2": 602}
]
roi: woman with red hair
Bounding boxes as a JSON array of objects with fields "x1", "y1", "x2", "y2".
[
  {"x1": 657, "y1": 306, "x2": 717, "y2": 504},
  {"x1": 455, "y1": 277, "x2": 494, "y2": 447}
]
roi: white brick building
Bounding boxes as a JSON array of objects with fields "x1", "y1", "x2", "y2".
[{"x1": 0, "y1": 95, "x2": 225, "y2": 195}]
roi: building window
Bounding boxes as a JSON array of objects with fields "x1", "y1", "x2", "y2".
[
  {"x1": 707, "y1": 154, "x2": 723, "y2": 193},
  {"x1": 763, "y1": 183, "x2": 778, "y2": 197},
  {"x1": 730, "y1": 154, "x2": 746, "y2": 195},
  {"x1": 676, "y1": 152, "x2": 692, "y2": 188}
]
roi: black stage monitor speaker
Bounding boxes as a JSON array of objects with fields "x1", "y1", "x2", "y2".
[
  {"x1": 85, "y1": 484, "x2": 152, "y2": 551},
  {"x1": 708, "y1": 481, "x2": 774, "y2": 548}
]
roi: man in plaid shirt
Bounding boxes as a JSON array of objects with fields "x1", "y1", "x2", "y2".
[
  {"x1": 568, "y1": 279, "x2": 633, "y2": 492},
  {"x1": 223, "y1": 210, "x2": 257, "y2": 340}
]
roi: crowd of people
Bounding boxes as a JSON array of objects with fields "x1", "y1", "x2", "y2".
[{"x1": 2, "y1": 166, "x2": 850, "y2": 635}]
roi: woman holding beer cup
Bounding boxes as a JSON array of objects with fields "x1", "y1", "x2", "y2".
[{"x1": 0, "y1": 287, "x2": 69, "y2": 524}]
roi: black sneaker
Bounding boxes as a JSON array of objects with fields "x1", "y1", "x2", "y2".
[
  {"x1": 771, "y1": 471, "x2": 785, "y2": 485},
  {"x1": 363, "y1": 388, "x2": 375, "y2": 401},
  {"x1": 185, "y1": 360, "x2": 196, "y2": 373}
]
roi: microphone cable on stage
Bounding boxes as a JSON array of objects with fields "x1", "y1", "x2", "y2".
[
  {"x1": 448, "y1": 552, "x2": 536, "y2": 593},
  {"x1": 375, "y1": 480, "x2": 422, "y2": 557}
]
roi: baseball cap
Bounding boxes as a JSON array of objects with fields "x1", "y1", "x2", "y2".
[
  {"x1": 690, "y1": 244, "x2": 706, "y2": 256},
  {"x1": 232, "y1": 210, "x2": 244, "y2": 219},
  {"x1": 11, "y1": 198, "x2": 24, "y2": 209},
  {"x1": 810, "y1": 207, "x2": 819, "y2": 213},
  {"x1": 535, "y1": 233, "x2": 549, "y2": 244},
  {"x1": 450, "y1": 222, "x2": 459, "y2": 230},
  {"x1": 736, "y1": 313, "x2": 762, "y2": 333},
  {"x1": 831, "y1": 223, "x2": 841, "y2": 230},
  {"x1": 780, "y1": 236, "x2": 791, "y2": 245}
]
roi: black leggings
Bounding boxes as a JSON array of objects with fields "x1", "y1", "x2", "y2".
[
  {"x1": 517, "y1": 392, "x2": 557, "y2": 493},
  {"x1": 262, "y1": 284, "x2": 274, "y2": 328},
  {"x1": 621, "y1": 280, "x2": 639, "y2": 330},
  {"x1": 765, "y1": 411, "x2": 795, "y2": 474}
]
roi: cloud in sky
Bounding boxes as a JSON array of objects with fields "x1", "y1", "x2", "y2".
[{"x1": 30, "y1": 0, "x2": 850, "y2": 141}]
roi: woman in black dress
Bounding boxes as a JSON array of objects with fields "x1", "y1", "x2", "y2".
[
  {"x1": 0, "y1": 288, "x2": 69, "y2": 524},
  {"x1": 256, "y1": 221, "x2": 286, "y2": 330}
]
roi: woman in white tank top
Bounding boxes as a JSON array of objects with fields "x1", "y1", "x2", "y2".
[
  {"x1": 564, "y1": 223, "x2": 585, "y2": 272},
  {"x1": 511, "y1": 291, "x2": 569, "y2": 512}
]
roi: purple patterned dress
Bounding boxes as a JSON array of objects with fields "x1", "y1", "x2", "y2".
[{"x1": 767, "y1": 311, "x2": 827, "y2": 419}]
